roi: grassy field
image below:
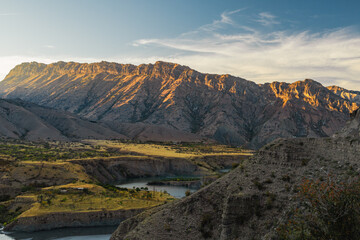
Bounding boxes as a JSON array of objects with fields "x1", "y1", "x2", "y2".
[
  {"x1": 84, "y1": 140, "x2": 254, "y2": 158},
  {"x1": 0, "y1": 139, "x2": 253, "y2": 163}
]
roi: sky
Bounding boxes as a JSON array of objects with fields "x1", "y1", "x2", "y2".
[{"x1": 1, "y1": 0, "x2": 360, "y2": 89}]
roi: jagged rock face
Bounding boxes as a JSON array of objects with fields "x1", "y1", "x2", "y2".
[
  {"x1": 333, "y1": 108, "x2": 360, "y2": 138},
  {"x1": 0, "y1": 61, "x2": 357, "y2": 148},
  {"x1": 328, "y1": 85, "x2": 360, "y2": 104}
]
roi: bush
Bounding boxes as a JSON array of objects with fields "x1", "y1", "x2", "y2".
[{"x1": 276, "y1": 175, "x2": 360, "y2": 240}]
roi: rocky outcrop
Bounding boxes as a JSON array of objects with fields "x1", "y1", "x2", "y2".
[
  {"x1": 0, "y1": 61, "x2": 357, "y2": 148},
  {"x1": 333, "y1": 108, "x2": 360, "y2": 138},
  {"x1": 328, "y1": 85, "x2": 360, "y2": 104},
  {"x1": 220, "y1": 194, "x2": 261, "y2": 240},
  {"x1": 4, "y1": 208, "x2": 145, "y2": 232}
]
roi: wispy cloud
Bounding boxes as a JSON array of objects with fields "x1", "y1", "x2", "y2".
[
  {"x1": 188, "y1": 8, "x2": 249, "y2": 33},
  {"x1": 133, "y1": 10, "x2": 360, "y2": 90},
  {"x1": 255, "y1": 12, "x2": 280, "y2": 26}
]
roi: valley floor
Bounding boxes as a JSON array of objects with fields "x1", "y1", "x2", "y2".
[{"x1": 0, "y1": 139, "x2": 251, "y2": 233}]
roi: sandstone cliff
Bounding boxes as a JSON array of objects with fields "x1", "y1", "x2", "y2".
[{"x1": 0, "y1": 61, "x2": 357, "y2": 148}]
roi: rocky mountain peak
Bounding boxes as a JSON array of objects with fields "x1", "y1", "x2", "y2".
[
  {"x1": 328, "y1": 85, "x2": 360, "y2": 104},
  {"x1": 5, "y1": 62, "x2": 46, "y2": 79},
  {"x1": 264, "y1": 79, "x2": 358, "y2": 113}
]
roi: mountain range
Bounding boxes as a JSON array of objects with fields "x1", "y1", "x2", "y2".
[{"x1": 0, "y1": 61, "x2": 359, "y2": 148}]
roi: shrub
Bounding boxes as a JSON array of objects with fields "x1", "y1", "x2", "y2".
[
  {"x1": 276, "y1": 175, "x2": 360, "y2": 240},
  {"x1": 252, "y1": 178, "x2": 265, "y2": 190}
]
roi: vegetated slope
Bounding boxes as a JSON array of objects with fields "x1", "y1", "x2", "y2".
[
  {"x1": 110, "y1": 111, "x2": 360, "y2": 240},
  {"x1": 0, "y1": 61, "x2": 357, "y2": 148},
  {"x1": 0, "y1": 98, "x2": 126, "y2": 141}
]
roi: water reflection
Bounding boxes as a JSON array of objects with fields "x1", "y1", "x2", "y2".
[{"x1": 116, "y1": 176, "x2": 199, "y2": 198}]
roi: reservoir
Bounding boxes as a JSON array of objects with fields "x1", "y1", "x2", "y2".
[{"x1": 115, "y1": 176, "x2": 200, "y2": 198}]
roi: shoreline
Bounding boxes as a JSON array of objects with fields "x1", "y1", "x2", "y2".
[{"x1": 4, "y1": 208, "x2": 146, "y2": 232}]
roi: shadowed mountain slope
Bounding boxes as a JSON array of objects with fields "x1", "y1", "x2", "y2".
[
  {"x1": 0, "y1": 61, "x2": 357, "y2": 148},
  {"x1": 0, "y1": 98, "x2": 127, "y2": 141}
]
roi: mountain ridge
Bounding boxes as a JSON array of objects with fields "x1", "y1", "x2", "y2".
[{"x1": 0, "y1": 61, "x2": 358, "y2": 148}]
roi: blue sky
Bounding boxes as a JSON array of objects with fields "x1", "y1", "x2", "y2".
[{"x1": 1, "y1": 0, "x2": 360, "y2": 89}]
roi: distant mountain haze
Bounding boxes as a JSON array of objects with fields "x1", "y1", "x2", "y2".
[{"x1": 0, "y1": 61, "x2": 358, "y2": 148}]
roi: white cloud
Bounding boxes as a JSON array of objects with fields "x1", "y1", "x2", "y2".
[
  {"x1": 255, "y1": 12, "x2": 280, "y2": 26},
  {"x1": 132, "y1": 11, "x2": 360, "y2": 90}
]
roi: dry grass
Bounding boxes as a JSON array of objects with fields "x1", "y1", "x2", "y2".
[
  {"x1": 19, "y1": 183, "x2": 173, "y2": 217},
  {"x1": 84, "y1": 140, "x2": 253, "y2": 158}
]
